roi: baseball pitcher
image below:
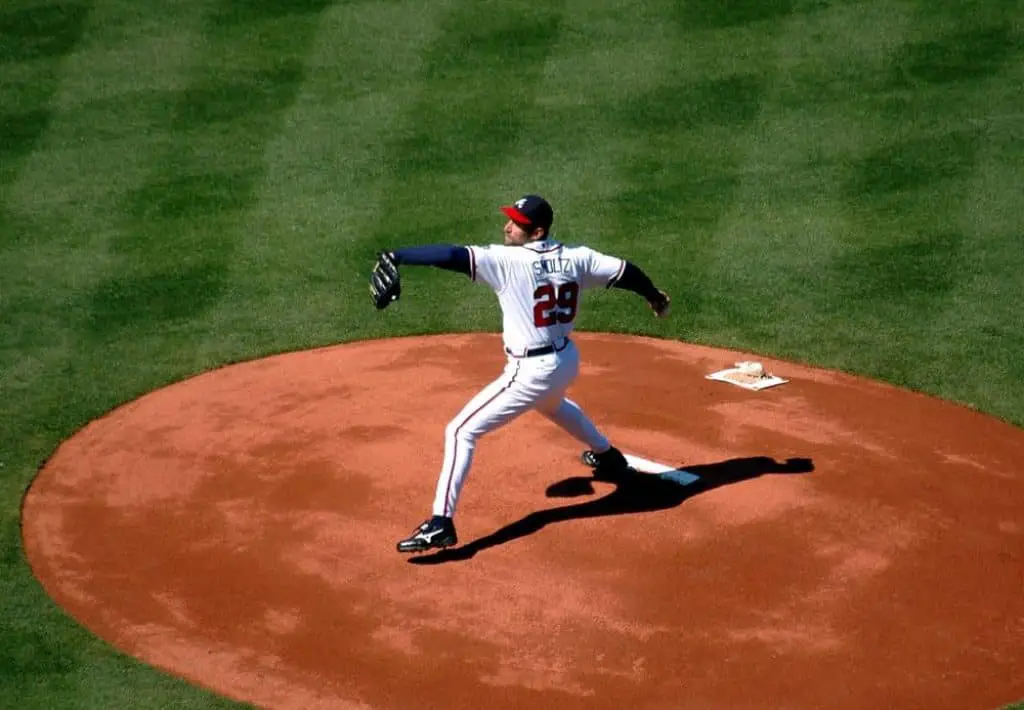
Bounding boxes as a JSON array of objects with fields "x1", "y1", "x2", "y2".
[{"x1": 370, "y1": 194, "x2": 671, "y2": 553}]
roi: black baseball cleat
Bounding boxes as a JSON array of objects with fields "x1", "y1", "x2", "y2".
[
  {"x1": 581, "y1": 446, "x2": 631, "y2": 480},
  {"x1": 397, "y1": 515, "x2": 458, "y2": 553}
]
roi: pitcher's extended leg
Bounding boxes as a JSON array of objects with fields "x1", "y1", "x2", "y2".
[
  {"x1": 537, "y1": 396, "x2": 611, "y2": 452},
  {"x1": 433, "y1": 363, "x2": 542, "y2": 517}
]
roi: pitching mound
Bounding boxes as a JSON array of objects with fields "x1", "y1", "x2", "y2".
[{"x1": 22, "y1": 333, "x2": 1024, "y2": 710}]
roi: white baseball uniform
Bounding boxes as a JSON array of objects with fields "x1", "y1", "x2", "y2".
[{"x1": 432, "y1": 238, "x2": 627, "y2": 518}]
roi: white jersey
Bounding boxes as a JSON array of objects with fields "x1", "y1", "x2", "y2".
[{"x1": 468, "y1": 239, "x2": 625, "y2": 355}]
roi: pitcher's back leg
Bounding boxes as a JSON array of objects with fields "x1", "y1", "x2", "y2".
[{"x1": 536, "y1": 396, "x2": 610, "y2": 451}]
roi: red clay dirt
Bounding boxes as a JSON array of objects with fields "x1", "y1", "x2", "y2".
[{"x1": 21, "y1": 333, "x2": 1024, "y2": 710}]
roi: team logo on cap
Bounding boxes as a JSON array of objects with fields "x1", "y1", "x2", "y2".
[{"x1": 515, "y1": 198, "x2": 528, "y2": 209}]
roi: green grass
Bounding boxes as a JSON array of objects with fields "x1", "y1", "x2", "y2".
[{"x1": 1, "y1": 0, "x2": 1023, "y2": 707}]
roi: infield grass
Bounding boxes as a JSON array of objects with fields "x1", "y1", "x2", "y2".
[{"x1": 2, "y1": 0, "x2": 1023, "y2": 708}]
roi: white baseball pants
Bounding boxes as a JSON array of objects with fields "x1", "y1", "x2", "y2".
[{"x1": 432, "y1": 341, "x2": 611, "y2": 518}]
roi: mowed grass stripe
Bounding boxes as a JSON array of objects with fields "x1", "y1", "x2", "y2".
[
  {"x1": 0, "y1": 0, "x2": 205, "y2": 467},
  {"x1": 3, "y1": 0, "x2": 330, "y2": 596},
  {"x1": 671, "y1": 1, "x2": 918, "y2": 351},
  {"x1": 0, "y1": 1, "x2": 237, "y2": 474},
  {"x1": 0, "y1": 2, "x2": 90, "y2": 64},
  {"x1": 0, "y1": 3, "x2": 90, "y2": 189},
  {"x1": 913, "y1": 18, "x2": 1024, "y2": 421},
  {"x1": 1, "y1": 3, "x2": 221, "y2": 206},
  {"x1": 190, "y1": 0, "x2": 462, "y2": 359},
  {"x1": 804, "y1": 12, "x2": 1023, "y2": 414},
  {"x1": 475, "y1": 0, "x2": 744, "y2": 336},
  {"x1": 332, "y1": 0, "x2": 570, "y2": 337},
  {"x1": 0, "y1": 0, "x2": 206, "y2": 319},
  {"x1": 81, "y1": 0, "x2": 332, "y2": 347},
  {"x1": 553, "y1": 0, "x2": 772, "y2": 337}
]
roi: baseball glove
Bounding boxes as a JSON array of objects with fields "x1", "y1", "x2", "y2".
[
  {"x1": 370, "y1": 251, "x2": 401, "y2": 310},
  {"x1": 648, "y1": 289, "x2": 671, "y2": 318}
]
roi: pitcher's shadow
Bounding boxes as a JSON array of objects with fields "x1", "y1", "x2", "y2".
[{"x1": 408, "y1": 455, "x2": 814, "y2": 565}]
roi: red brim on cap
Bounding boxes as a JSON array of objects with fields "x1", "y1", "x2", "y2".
[{"x1": 500, "y1": 205, "x2": 531, "y2": 226}]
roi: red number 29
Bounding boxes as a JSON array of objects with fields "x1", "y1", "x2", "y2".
[{"x1": 533, "y1": 282, "x2": 579, "y2": 327}]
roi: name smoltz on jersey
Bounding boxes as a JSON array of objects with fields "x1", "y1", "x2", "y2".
[{"x1": 469, "y1": 239, "x2": 625, "y2": 356}]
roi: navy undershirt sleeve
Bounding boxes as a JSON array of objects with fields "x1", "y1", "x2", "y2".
[
  {"x1": 611, "y1": 261, "x2": 661, "y2": 301},
  {"x1": 391, "y1": 244, "x2": 471, "y2": 275}
]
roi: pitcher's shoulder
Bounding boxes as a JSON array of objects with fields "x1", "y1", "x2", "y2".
[
  {"x1": 472, "y1": 243, "x2": 515, "y2": 260},
  {"x1": 559, "y1": 243, "x2": 607, "y2": 260}
]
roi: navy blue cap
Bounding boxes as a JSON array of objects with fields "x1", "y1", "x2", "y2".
[{"x1": 500, "y1": 194, "x2": 554, "y2": 232}]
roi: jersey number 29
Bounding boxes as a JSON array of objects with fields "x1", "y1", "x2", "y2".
[{"x1": 533, "y1": 282, "x2": 579, "y2": 327}]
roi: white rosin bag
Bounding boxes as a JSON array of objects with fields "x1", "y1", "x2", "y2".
[{"x1": 705, "y1": 360, "x2": 788, "y2": 391}]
